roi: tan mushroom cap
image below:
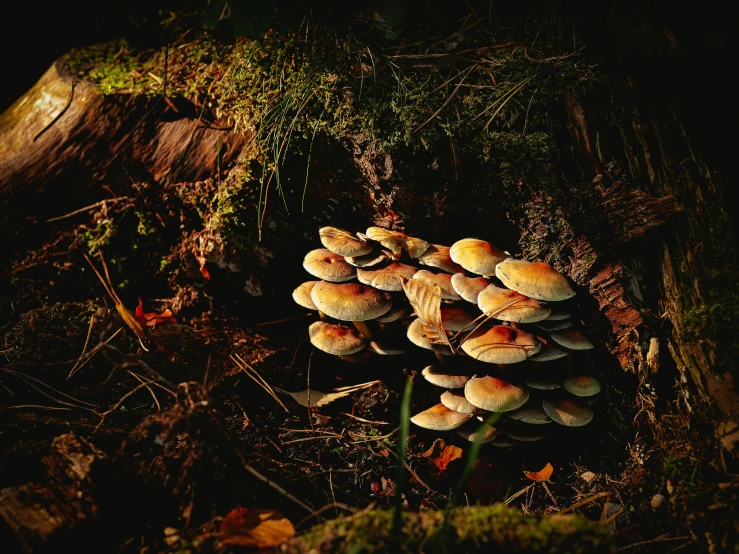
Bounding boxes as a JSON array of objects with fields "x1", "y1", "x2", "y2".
[
  {"x1": 550, "y1": 330, "x2": 594, "y2": 350},
  {"x1": 507, "y1": 404, "x2": 552, "y2": 424},
  {"x1": 417, "y1": 245, "x2": 465, "y2": 274},
  {"x1": 441, "y1": 390, "x2": 487, "y2": 415},
  {"x1": 495, "y1": 259, "x2": 575, "y2": 301},
  {"x1": 308, "y1": 321, "x2": 367, "y2": 355},
  {"x1": 477, "y1": 285, "x2": 551, "y2": 323},
  {"x1": 449, "y1": 238, "x2": 507, "y2": 276},
  {"x1": 367, "y1": 340, "x2": 406, "y2": 355},
  {"x1": 365, "y1": 226, "x2": 407, "y2": 253},
  {"x1": 546, "y1": 308, "x2": 571, "y2": 321},
  {"x1": 413, "y1": 270, "x2": 461, "y2": 300},
  {"x1": 464, "y1": 376, "x2": 530, "y2": 412},
  {"x1": 357, "y1": 263, "x2": 418, "y2": 291},
  {"x1": 535, "y1": 320, "x2": 572, "y2": 332},
  {"x1": 375, "y1": 305, "x2": 407, "y2": 323},
  {"x1": 319, "y1": 227, "x2": 372, "y2": 257},
  {"x1": 529, "y1": 343, "x2": 569, "y2": 362},
  {"x1": 503, "y1": 428, "x2": 548, "y2": 442},
  {"x1": 345, "y1": 250, "x2": 392, "y2": 268},
  {"x1": 303, "y1": 249, "x2": 356, "y2": 282},
  {"x1": 421, "y1": 366, "x2": 470, "y2": 389},
  {"x1": 439, "y1": 305, "x2": 477, "y2": 332},
  {"x1": 461, "y1": 325, "x2": 540, "y2": 364},
  {"x1": 311, "y1": 281, "x2": 392, "y2": 321},
  {"x1": 451, "y1": 274, "x2": 490, "y2": 304},
  {"x1": 410, "y1": 403, "x2": 473, "y2": 430},
  {"x1": 524, "y1": 379, "x2": 562, "y2": 390},
  {"x1": 456, "y1": 421, "x2": 499, "y2": 443},
  {"x1": 404, "y1": 236, "x2": 432, "y2": 258},
  {"x1": 338, "y1": 350, "x2": 373, "y2": 364},
  {"x1": 406, "y1": 318, "x2": 454, "y2": 355},
  {"x1": 563, "y1": 376, "x2": 602, "y2": 397},
  {"x1": 292, "y1": 281, "x2": 319, "y2": 310},
  {"x1": 542, "y1": 398, "x2": 594, "y2": 427}
]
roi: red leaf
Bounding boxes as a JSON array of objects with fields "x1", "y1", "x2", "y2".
[
  {"x1": 220, "y1": 507, "x2": 295, "y2": 548},
  {"x1": 421, "y1": 438, "x2": 463, "y2": 472},
  {"x1": 135, "y1": 298, "x2": 176, "y2": 327},
  {"x1": 524, "y1": 462, "x2": 554, "y2": 482}
]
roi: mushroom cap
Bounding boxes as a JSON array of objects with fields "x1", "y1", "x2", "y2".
[
  {"x1": 524, "y1": 379, "x2": 562, "y2": 390},
  {"x1": 563, "y1": 376, "x2": 602, "y2": 397},
  {"x1": 410, "y1": 403, "x2": 472, "y2": 430},
  {"x1": 503, "y1": 428, "x2": 548, "y2": 442},
  {"x1": 489, "y1": 436, "x2": 519, "y2": 447},
  {"x1": 535, "y1": 320, "x2": 573, "y2": 332},
  {"x1": 421, "y1": 366, "x2": 470, "y2": 389},
  {"x1": 464, "y1": 376, "x2": 530, "y2": 412},
  {"x1": 507, "y1": 404, "x2": 552, "y2": 424},
  {"x1": 338, "y1": 351, "x2": 373, "y2": 364},
  {"x1": 461, "y1": 325, "x2": 540, "y2": 364},
  {"x1": 319, "y1": 227, "x2": 372, "y2": 257},
  {"x1": 449, "y1": 238, "x2": 507, "y2": 276},
  {"x1": 345, "y1": 250, "x2": 392, "y2": 268},
  {"x1": 546, "y1": 308, "x2": 571, "y2": 321},
  {"x1": 365, "y1": 226, "x2": 407, "y2": 253},
  {"x1": 529, "y1": 343, "x2": 569, "y2": 362},
  {"x1": 308, "y1": 321, "x2": 367, "y2": 355},
  {"x1": 417, "y1": 244, "x2": 465, "y2": 274},
  {"x1": 357, "y1": 263, "x2": 418, "y2": 291},
  {"x1": 439, "y1": 305, "x2": 477, "y2": 332},
  {"x1": 456, "y1": 421, "x2": 499, "y2": 443},
  {"x1": 292, "y1": 281, "x2": 319, "y2": 310},
  {"x1": 550, "y1": 330, "x2": 594, "y2": 350},
  {"x1": 303, "y1": 249, "x2": 356, "y2": 282},
  {"x1": 451, "y1": 274, "x2": 490, "y2": 304},
  {"x1": 477, "y1": 285, "x2": 551, "y2": 323},
  {"x1": 440, "y1": 390, "x2": 487, "y2": 414},
  {"x1": 542, "y1": 398, "x2": 594, "y2": 427},
  {"x1": 406, "y1": 318, "x2": 454, "y2": 355},
  {"x1": 413, "y1": 270, "x2": 461, "y2": 300},
  {"x1": 367, "y1": 340, "x2": 407, "y2": 355},
  {"x1": 404, "y1": 236, "x2": 432, "y2": 258},
  {"x1": 311, "y1": 281, "x2": 392, "y2": 321},
  {"x1": 376, "y1": 305, "x2": 408, "y2": 323},
  {"x1": 495, "y1": 259, "x2": 575, "y2": 301}
]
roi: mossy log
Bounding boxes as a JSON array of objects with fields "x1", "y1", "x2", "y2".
[{"x1": 287, "y1": 505, "x2": 615, "y2": 553}]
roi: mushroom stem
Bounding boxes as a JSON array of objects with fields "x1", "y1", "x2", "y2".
[
  {"x1": 352, "y1": 320, "x2": 374, "y2": 340},
  {"x1": 434, "y1": 351, "x2": 447, "y2": 365},
  {"x1": 318, "y1": 311, "x2": 328, "y2": 321},
  {"x1": 509, "y1": 321, "x2": 519, "y2": 329}
]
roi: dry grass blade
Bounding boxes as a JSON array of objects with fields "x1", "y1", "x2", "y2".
[
  {"x1": 231, "y1": 354, "x2": 289, "y2": 411},
  {"x1": 68, "y1": 326, "x2": 123, "y2": 379},
  {"x1": 455, "y1": 296, "x2": 526, "y2": 347},
  {"x1": 402, "y1": 278, "x2": 451, "y2": 349}
]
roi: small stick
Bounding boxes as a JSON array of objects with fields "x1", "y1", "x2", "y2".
[
  {"x1": 558, "y1": 491, "x2": 611, "y2": 514},
  {"x1": 128, "y1": 370, "x2": 161, "y2": 411}
]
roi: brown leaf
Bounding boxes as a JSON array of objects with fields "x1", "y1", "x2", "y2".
[
  {"x1": 524, "y1": 462, "x2": 554, "y2": 482},
  {"x1": 421, "y1": 438, "x2": 463, "y2": 472},
  {"x1": 402, "y1": 279, "x2": 451, "y2": 348},
  {"x1": 135, "y1": 298, "x2": 177, "y2": 327},
  {"x1": 220, "y1": 507, "x2": 295, "y2": 548}
]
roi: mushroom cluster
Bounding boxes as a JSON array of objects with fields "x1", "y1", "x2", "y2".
[{"x1": 292, "y1": 226, "x2": 602, "y2": 447}]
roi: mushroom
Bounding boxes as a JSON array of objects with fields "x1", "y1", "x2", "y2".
[
  {"x1": 550, "y1": 330, "x2": 594, "y2": 350},
  {"x1": 503, "y1": 428, "x2": 549, "y2": 442},
  {"x1": 365, "y1": 226, "x2": 407, "y2": 254},
  {"x1": 310, "y1": 281, "x2": 392, "y2": 338},
  {"x1": 542, "y1": 398, "x2": 594, "y2": 427},
  {"x1": 440, "y1": 390, "x2": 487, "y2": 415},
  {"x1": 410, "y1": 403, "x2": 473, "y2": 430},
  {"x1": 464, "y1": 376, "x2": 530, "y2": 412},
  {"x1": 529, "y1": 343, "x2": 569, "y2": 362},
  {"x1": 495, "y1": 259, "x2": 575, "y2": 301},
  {"x1": 303, "y1": 249, "x2": 356, "y2": 282},
  {"x1": 460, "y1": 326, "x2": 540, "y2": 364},
  {"x1": 412, "y1": 270, "x2": 461, "y2": 300},
  {"x1": 546, "y1": 308, "x2": 571, "y2": 321},
  {"x1": 506, "y1": 404, "x2": 552, "y2": 424},
  {"x1": 345, "y1": 250, "x2": 392, "y2": 268},
  {"x1": 319, "y1": 227, "x2": 372, "y2": 257},
  {"x1": 534, "y1": 320, "x2": 572, "y2": 332},
  {"x1": 292, "y1": 281, "x2": 320, "y2": 311},
  {"x1": 357, "y1": 263, "x2": 418, "y2": 291},
  {"x1": 417, "y1": 244, "x2": 465, "y2": 274},
  {"x1": 489, "y1": 436, "x2": 519, "y2": 447},
  {"x1": 376, "y1": 305, "x2": 408, "y2": 323},
  {"x1": 439, "y1": 305, "x2": 477, "y2": 332},
  {"x1": 477, "y1": 284, "x2": 551, "y2": 323},
  {"x1": 451, "y1": 274, "x2": 490, "y2": 304},
  {"x1": 367, "y1": 340, "x2": 407, "y2": 355},
  {"x1": 449, "y1": 238, "x2": 507, "y2": 277},
  {"x1": 562, "y1": 376, "x2": 601, "y2": 397},
  {"x1": 421, "y1": 365, "x2": 470, "y2": 389},
  {"x1": 456, "y1": 421, "x2": 499, "y2": 443},
  {"x1": 524, "y1": 379, "x2": 562, "y2": 390},
  {"x1": 406, "y1": 318, "x2": 454, "y2": 356},
  {"x1": 404, "y1": 236, "x2": 432, "y2": 258},
  {"x1": 308, "y1": 321, "x2": 367, "y2": 355}
]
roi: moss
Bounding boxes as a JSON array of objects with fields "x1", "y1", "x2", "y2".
[
  {"x1": 80, "y1": 220, "x2": 116, "y2": 255},
  {"x1": 289, "y1": 505, "x2": 614, "y2": 554}
]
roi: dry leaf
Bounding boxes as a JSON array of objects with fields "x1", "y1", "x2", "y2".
[
  {"x1": 135, "y1": 298, "x2": 177, "y2": 327},
  {"x1": 402, "y1": 279, "x2": 451, "y2": 348},
  {"x1": 220, "y1": 507, "x2": 295, "y2": 548},
  {"x1": 275, "y1": 380, "x2": 379, "y2": 408},
  {"x1": 524, "y1": 462, "x2": 554, "y2": 482},
  {"x1": 421, "y1": 438, "x2": 463, "y2": 472}
]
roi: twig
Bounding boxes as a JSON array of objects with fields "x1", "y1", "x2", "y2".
[
  {"x1": 558, "y1": 491, "x2": 611, "y2": 514},
  {"x1": 68, "y1": 326, "x2": 123, "y2": 379},
  {"x1": 46, "y1": 197, "x2": 132, "y2": 222},
  {"x1": 93, "y1": 380, "x2": 155, "y2": 434},
  {"x1": 128, "y1": 370, "x2": 161, "y2": 411},
  {"x1": 231, "y1": 354, "x2": 288, "y2": 411},
  {"x1": 617, "y1": 536, "x2": 692, "y2": 552}
]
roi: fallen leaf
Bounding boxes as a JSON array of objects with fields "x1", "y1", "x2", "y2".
[
  {"x1": 275, "y1": 381, "x2": 380, "y2": 408},
  {"x1": 581, "y1": 471, "x2": 596, "y2": 483},
  {"x1": 402, "y1": 279, "x2": 451, "y2": 348},
  {"x1": 524, "y1": 462, "x2": 554, "y2": 482},
  {"x1": 135, "y1": 298, "x2": 177, "y2": 327},
  {"x1": 421, "y1": 438, "x2": 463, "y2": 472},
  {"x1": 220, "y1": 507, "x2": 295, "y2": 548}
]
